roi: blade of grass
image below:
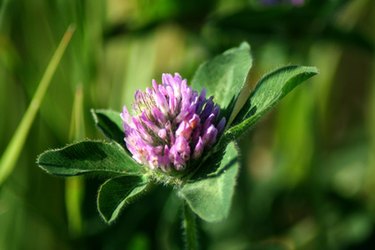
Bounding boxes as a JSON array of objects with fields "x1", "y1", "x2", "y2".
[
  {"x1": 0, "y1": 25, "x2": 75, "y2": 186},
  {"x1": 69, "y1": 85, "x2": 85, "y2": 140},
  {"x1": 0, "y1": 0, "x2": 10, "y2": 27},
  {"x1": 65, "y1": 84, "x2": 85, "y2": 237}
]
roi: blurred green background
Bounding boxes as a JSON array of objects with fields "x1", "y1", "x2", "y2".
[{"x1": 1, "y1": 0, "x2": 375, "y2": 249}]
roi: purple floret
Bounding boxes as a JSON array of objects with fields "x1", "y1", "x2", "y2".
[{"x1": 121, "y1": 73, "x2": 226, "y2": 171}]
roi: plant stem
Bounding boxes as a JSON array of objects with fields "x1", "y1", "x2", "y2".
[{"x1": 183, "y1": 201, "x2": 198, "y2": 250}]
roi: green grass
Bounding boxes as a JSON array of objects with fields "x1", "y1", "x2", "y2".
[{"x1": 1, "y1": 0, "x2": 375, "y2": 249}]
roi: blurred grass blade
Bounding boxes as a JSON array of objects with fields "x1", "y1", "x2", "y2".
[
  {"x1": 66, "y1": 85, "x2": 85, "y2": 237},
  {"x1": 65, "y1": 176, "x2": 84, "y2": 237},
  {"x1": 0, "y1": 25, "x2": 75, "y2": 185},
  {"x1": 69, "y1": 85, "x2": 85, "y2": 140}
]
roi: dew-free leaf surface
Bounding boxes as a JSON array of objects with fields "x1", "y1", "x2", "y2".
[
  {"x1": 37, "y1": 140, "x2": 144, "y2": 176},
  {"x1": 221, "y1": 65, "x2": 318, "y2": 146},
  {"x1": 191, "y1": 42, "x2": 252, "y2": 121},
  {"x1": 91, "y1": 109, "x2": 124, "y2": 145},
  {"x1": 97, "y1": 175, "x2": 149, "y2": 224},
  {"x1": 179, "y1": 142, "x2": 239, "y2": 222}
]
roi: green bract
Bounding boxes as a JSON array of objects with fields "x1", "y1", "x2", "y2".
[{"x1": 36, "y1": 42, "x2": 318, "y2": 224}]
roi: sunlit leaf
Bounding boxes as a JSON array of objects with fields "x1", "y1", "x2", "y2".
[
  {"x1": 191, "y1": 42, "x2": 252, "y2": 121},
  {"x1": 179, "y1": 142, "x2": 239, "y2": 222},
  {"x1": 91, "y1": 109, "x2": 124, "y2": 145},
  {"x1": 97, "y1": 175, "x2": 150, "y2": 224},
  {"x1": 37, "y1": 140, "x2": 144, "y2": 176},
  {"x1": 220, "y1": 65, "x2": 318, "y2": 146}
]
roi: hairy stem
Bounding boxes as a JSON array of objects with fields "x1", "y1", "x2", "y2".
[{"x1": 183, "y1": 201, "x2": 198, "y2": 250}]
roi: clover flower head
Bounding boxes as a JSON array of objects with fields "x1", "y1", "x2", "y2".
[{"x1": 121, "y1": 73, "x2": 226, "y2": 172}]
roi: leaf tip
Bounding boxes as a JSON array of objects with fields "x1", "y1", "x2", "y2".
[
  {"x1": 98, "y1": 209, "x2": 116, "y2": 225},
  {"x1": 90, "y1": 108, "x2": 99, "y2": 122},
  {"x1": 305, "y1": 66, "x2": 319, "y2": 75},
  {"x1": 97, "y1": 187, "x2": 117, "y2": 225},
  {"x1": 239, "y1": 41, "x2": 250, "y2": 50},
  {"x1": 35, "y1": 150, "x2": 54, "y2": 175}
]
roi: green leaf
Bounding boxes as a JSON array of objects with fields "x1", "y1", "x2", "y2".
[
  {"x1": 97, "y1": 175, "x2": 150, "y2": 224},
  {"x1": 221, "y1": 65, "x2": 318, "y2": 145},
  {"x1": 191, "y1": 42, "x2": 252, "y2": 121},
  {"x1": 37, "y1": 140, "x2": 144, "y2": 176},
  {"x1": 91, "y1": 109, "x2": 124, "y2": 145},
  {"x1": 179, "y1": 142, "x2": 239, "y2": 222}
]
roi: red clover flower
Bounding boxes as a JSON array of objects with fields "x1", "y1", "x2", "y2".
[
  {"x1": 121, "y1": 73, "x2": 226, "y2": 172},
  {"x1": 37, "y1": 41, "x2": 317, "y2": 228}
]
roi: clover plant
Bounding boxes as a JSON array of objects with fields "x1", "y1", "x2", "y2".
[{"x1": 37, "y1": 42, "x2": 317, "y2": 248}]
